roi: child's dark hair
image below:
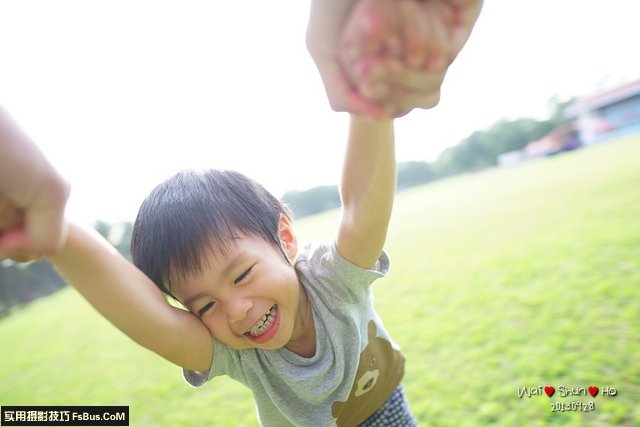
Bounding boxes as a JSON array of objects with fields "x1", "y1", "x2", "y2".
[{"x1": 130, "y1": 169, "x2": 291, "y2": 300}]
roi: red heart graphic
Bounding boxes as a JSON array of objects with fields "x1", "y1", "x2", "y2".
[
  {"x1": 544, "y1": 386, "x2": 555, "y2": 397},
  {"x1": 588, "y1": 386, "x2": 599, "y2": 397}
]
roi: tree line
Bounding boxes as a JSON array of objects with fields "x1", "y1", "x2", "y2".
[
  {"x1": 283, "y1": 98, "x2": 571, "y2": 218},
  {"x1": 0, "y1": 98, "x2": 571, "y2": 317},
  {"x1": 0, "y1": 221, "x2": 133, "y2": 318}
]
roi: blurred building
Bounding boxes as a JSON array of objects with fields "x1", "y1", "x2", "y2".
[
  {"x1": 568, "y1": 78, "x2": 640, "y2": 145},
  {"x1": 499, "y1": 78, "x2": 640, "y2": 167},
  {"x1": 524, "y1": 122, "x2": 581, "y2": 158}
]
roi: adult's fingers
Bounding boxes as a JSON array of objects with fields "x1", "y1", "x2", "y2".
[
  {"x1": 364, "y1": 57, "x2": 447, "y2": 93},
  {"x1": 345, "y1": 56, "x2": 390, "y2": 102},
  {"x1": 347, "y1": 56, "x2": 445, "y2": 113},
  {"x1": 339, "y1": 0, "x2": 409, "y2": 112},
  {"x1": 0, "y1": 178, "x2": 69, "y2": 256},
  {"x1": 0, "y1": 206, "x2": 66, "y2": 258},
  {"x1": 23, "y1": 202, "x2": 68, "y2": 254},
  {"x1": 0, "y1": 199, "x2": 26, "y2": 255},
  {"x1": 399, "y1": 0, "x2": 433, "y2": 69},
  {"x1": 340, "y1": 0, "x2": 401, "y2": 65},
  {"x1": 425, "y1": 0, "x2": 456, "y2": 71},
  {"x1": 324, "y1": 62, "x2": 385, "y2": 118},
  {"x1": 0, "y1": 237, "x2": 40, "y2": 263},
  {"x1": 0, "y1": 198, "x2": 22, "y2": 230},
  {"x1": 307, "y1": 37, "x2": 384, "y2": 117},
  {"x1": 444, "y1": 0, "x2": 484, "y2": 64},
  {"x1": 307, "y1": 0, "x2": 386, "y2": 118},
  {"x1": 391, "y1": 87, "x2": 442, "y2": 114}
]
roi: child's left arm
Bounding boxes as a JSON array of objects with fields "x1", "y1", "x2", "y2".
[{"x1": 336, "y1": 115, "x2": 395, "y2": 269}]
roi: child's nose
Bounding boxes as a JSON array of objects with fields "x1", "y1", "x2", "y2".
[{"x1": 226, "y1": 297, "x2": 253, "y2": 323}]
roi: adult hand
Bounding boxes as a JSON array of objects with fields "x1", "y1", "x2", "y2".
[
  {"x1": 0, "y1": 199, "x2": 39, "y2": 262},
  {"x1": 307, "y1": 0, "x2": 483, "y2": 118},
  {"x1": 341, "y1": 0, "x2": 484, "y2": 117},
  {"x1": 306, "y1": 0, "x2": 387, "y2": 118},
  {"x1": 0, "y1": 107, "x2": 70, "y2": 260}
]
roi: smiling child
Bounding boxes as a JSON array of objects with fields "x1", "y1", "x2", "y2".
[{"x1": 47, "y1": 115, "x2": 414, "y2": 426}]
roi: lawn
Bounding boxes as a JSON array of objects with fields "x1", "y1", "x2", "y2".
[{"x1": 1, "y1": 135, "x2": 639, "y2": 426}]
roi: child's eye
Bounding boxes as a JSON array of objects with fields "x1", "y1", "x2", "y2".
[
  {"x1": 198, "y1": 301, "x2": 214, "y2": 317},
  {"x1": 234, "y1": 266, "x2": 254, "y2": 285}
]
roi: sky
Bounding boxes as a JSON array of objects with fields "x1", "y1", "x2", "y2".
[{"x1": 0, "y1": 0, "x2": 639, "y2": 224}]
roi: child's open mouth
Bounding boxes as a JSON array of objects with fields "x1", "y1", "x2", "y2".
[{"x1": 244, "y1": 304, "x2": 279, "y2": 343}]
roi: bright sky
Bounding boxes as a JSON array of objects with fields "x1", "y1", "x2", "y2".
[{"x1": 1, "y1": 0, "x2": 638, "y2": 224}]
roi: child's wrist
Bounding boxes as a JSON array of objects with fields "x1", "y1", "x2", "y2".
[{"x1": 349, "y1": 114, "x2": 394, "y2": 136}]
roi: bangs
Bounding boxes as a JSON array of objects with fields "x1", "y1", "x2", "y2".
[{"x1": 130, "y1": 170, "x2": 289, "y2": 299}]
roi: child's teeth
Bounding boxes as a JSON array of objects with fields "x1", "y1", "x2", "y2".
[{"x1": 247, "y1": 305, "x2": 276, "y2": 336}]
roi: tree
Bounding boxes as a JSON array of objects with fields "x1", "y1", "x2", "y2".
[
  {"x1": 435, "y1": 133, "x2": 496, "y2": 177},
  {"x1": 397, "y1": 161, "x2": 437, "y2": 190},
  {"x1": 0, "y1": 260, "x2": 65, "y2": 318},
  {"x1": 282, "y1": 186, "x2": 341, "y2": 218}
]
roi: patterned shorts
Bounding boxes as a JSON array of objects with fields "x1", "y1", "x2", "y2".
[{"x1": 358, "y1": 384, "x2": 417, "y2": 427}]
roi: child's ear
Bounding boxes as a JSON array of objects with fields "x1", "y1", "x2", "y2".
[{"x1": 278, "y1": 214, "x2": 298, "y2": 261}]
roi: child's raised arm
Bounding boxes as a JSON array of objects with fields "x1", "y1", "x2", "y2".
[
  {"x1": 48, "y1": 222, "x2": 213, "y2": 371},
  {"x1": 336, "y1": 115, "x2": 395, "y2": 268}
]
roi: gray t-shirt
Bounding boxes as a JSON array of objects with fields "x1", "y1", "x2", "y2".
[{"x1": 183, "y1": 240, "x2": 405, "y2": 427}]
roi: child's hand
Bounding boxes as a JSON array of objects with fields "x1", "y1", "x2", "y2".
[{"x1": 339, "y1": 0, "x2": 483, "y2": 117}]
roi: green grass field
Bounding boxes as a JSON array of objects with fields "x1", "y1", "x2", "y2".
[{"x1": 1, "y1": 136, "x2": 639, "y2": 426}]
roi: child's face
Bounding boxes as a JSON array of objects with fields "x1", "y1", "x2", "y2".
[{"x1": 172, "y1": 217, "x2": 306, "y2": 352}]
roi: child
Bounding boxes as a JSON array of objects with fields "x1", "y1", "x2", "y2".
[{"x1": 46, "y1": 114, "x2": 413, "y2": 426}]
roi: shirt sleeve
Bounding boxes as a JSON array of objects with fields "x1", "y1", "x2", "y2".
[
  {"x1": 182, "y1": 367, "x2": 210, "y2": 387},
  {"x1": 182, "y1": 337, "x2": 247, "y2": 387},
  {"x1": 296, "y1": 240, "x2": 390, "y2": 304}
]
